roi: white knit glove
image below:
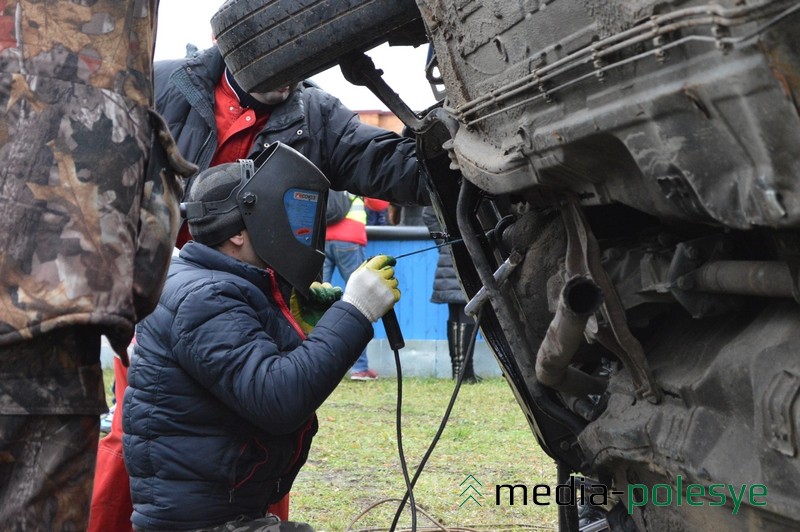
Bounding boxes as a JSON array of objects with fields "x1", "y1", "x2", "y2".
[{"x1": 342, "y1": 255, "x2": 401, "y2": 322}]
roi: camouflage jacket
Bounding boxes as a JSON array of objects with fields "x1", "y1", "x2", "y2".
[{"x1": 0, "y1": 0, "x2": 196, "y2": 359}]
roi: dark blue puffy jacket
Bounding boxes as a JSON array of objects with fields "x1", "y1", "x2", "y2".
[{"x1": 122, "y1": 242, "x2": 373, "y2": 530}]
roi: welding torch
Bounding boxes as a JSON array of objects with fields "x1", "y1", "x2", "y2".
[
  {"x1": 392, "y1": 236, "x2": 464, "y2": 261},
  {"x1": 378, "y1": 233, "x2": 464, "y2": 350}
]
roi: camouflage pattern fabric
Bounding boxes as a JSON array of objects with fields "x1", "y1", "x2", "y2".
[
  {"x1": 0, "y1": 1, "x2": 195, "y2": 528},
  {"x1": 0, "y1": 325, "x2": 106, "y2": 415},
  {"x1": 0, "y1": 0, "x2": 196, "y2": 360},
  {"x1": 0, "y1": 326, "x2": 105, "y2": 529},
  {"x1": 0, "y1": 413, "x2": 100, "y2": 531}
]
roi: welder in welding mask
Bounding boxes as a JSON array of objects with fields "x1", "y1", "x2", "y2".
[
  {"x1": 123, "y1": 143, "x2": 400, "y2": 531},
  {"x1": 181, "y1": 141, "x2": 400, "y2": 330}
]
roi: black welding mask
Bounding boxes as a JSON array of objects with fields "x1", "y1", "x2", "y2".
[{"x1": 182, "y1": 142, "x2": 329, "y2": 297}]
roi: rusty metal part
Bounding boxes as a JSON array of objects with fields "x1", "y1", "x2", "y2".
[
  {"x1": 535, "y1": 276, "x2": 607, "y2": 396},
  {"x1": 424, "y1": 0, "x2": 800, "y2": 230},
  {"x1": 464, "y1": 251, "x2": 523, "y2": 317},
  {"x1": 561, "y1": 198, "x2": 663, "y2": 403},
  {"x1": 577, "y1": 301, "x2": 800, "y2": 531},
  {"x1": 456, "y1": 2, "x2": 798, "y2": 125},
  {"x1": 692, "y1": 261, "x2": 799, "y2": 300}
]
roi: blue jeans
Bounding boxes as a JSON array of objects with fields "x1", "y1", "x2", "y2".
[
  {"x1": 366, "y1": 208, "x2": 388, "y2": 226},
  {"x1": 323, "y1": 240, "x2": 369, "y2": 372}
]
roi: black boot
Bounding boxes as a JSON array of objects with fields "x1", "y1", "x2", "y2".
[
  {"x1": 447, "y1": 320, "x2": 480, "y2": 383},
  {"x1": 457, "y1": 321, "x2": 480, "y2": 383}
]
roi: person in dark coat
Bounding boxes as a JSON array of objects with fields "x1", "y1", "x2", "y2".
[
  {"x1": 422, "y1": 207, "x2": 479, "y2": 383},
  {"x1": 154, "y1": 46, "x2": 428, "y2": 209},
  {"x1": 122, "y1": 158, "x2": 401, "y2": 531}
]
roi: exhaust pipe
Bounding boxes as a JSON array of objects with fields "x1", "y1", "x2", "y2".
[{"x1": 536, "y1": 276, "x2": 607, "y2": 396}]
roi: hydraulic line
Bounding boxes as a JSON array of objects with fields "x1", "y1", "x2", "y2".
[
  {"x1": 456, "y1": 2, "x2": 800, "y2": 126},
  {"x1": 458, "y1": 1, "x2": 789, "y2": 117}
]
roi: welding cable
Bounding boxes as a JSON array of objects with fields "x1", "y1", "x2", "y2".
[
  {"x1": 392, "y1": 340, "x2": 418, "y2": 531},
  {"x1": 389, "y1": 307, "x2": 485, "y2": 532},
  {"x1": 347, "y1": 494, "x2": 554, "y2": 531}
]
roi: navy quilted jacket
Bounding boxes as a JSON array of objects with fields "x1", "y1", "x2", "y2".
[{"x1": 122, "y1": 242, "x2": 372, "y2": 530}]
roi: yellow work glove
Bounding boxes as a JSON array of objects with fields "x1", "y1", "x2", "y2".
[
  {"x1": 342, "y1": 255, "x2": 401, "y2": 322},
  {"x1": 290, "y1": 281, "x2": 343, "y2": 334}
]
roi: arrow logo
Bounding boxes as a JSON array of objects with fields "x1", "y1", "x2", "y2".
[
  {"x1": 460, "y1": 485, "x2": 481, "y2": 497},
  {"x1": 460, "y1": 474, "x2": 483, "y2": 487},
  {"x1": 459, "y1": 474, "x2": 483, "y2": 507}
]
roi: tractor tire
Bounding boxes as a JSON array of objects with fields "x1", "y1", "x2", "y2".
[{"x1": 211, "y1": 0, "x2": 425, "y2": 94}]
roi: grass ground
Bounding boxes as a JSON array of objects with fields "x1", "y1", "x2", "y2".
[
  {"x1": 289, "y1": 377, "x2": 557, "y2": 532},
  {"x1": 102, "y1": 372, "x2": 558, "y2": 532}
]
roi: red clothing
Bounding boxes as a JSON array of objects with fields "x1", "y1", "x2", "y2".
[
  {"x1": 211, "y1": 73, "x2": 270, "y2": 167},
  {"x1": 88, "y1": 356, "x2": 132, "y2": 532},
  {"x1": 177, "y1": 72, "x2": 269, "y2": 250},
  {"x1": 364, "y1": 197, "x2": 389, "y2": 211},
  {"x1": 176, "y1": 221, "x2": 191, "y2": 249},
  {"x1": 326, "y1": 218, "x2": 367, "y2": 245},
  {"x1": 325, "y1": 196, "x2": 387, "y2": 245}
]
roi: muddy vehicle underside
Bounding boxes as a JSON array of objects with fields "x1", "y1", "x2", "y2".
[{"x1": 213, "y1": 1, "x2": 800, "y2": 530}]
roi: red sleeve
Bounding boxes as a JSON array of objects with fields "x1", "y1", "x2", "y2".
[{"x1": 364, "y1": 197, "x2": 389, "y2": 211}]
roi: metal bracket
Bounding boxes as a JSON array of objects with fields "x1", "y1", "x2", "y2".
[
  {"x1": 465, "y1": 251, "x2": 523, "y2": 318},
  {"x1": 339, "y1": 52, "x2": 424, "y2": 132},
  {"x1": 561, "y1": 197, "x2": 663, "y2": 404}
]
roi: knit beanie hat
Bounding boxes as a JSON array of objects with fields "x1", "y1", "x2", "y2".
[{"x1": 186, "y1": 163, "x2": 246, "y2": 246}]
